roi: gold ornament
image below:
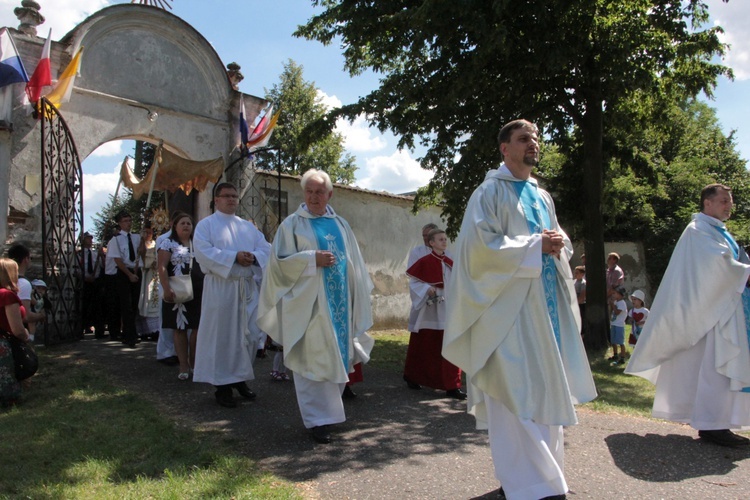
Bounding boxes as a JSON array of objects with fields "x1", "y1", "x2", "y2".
[{"x1": 150, "y1": 208, "x2": 170, "y2": 233}]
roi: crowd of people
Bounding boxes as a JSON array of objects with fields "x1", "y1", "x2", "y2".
[{"x1": 1, "y1": 119, "x2": 749, "y2": 500}]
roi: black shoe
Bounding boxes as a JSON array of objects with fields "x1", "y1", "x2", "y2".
[
  {"x1": 122, "y1": 341, "x2": 136, "y2": 348},
  {"x1": 446, "y1": 388, "x2": 467, "y2": 400},
  {"x1": 311, "y1": 425, "x2": 332, "y2": 444},
  {"x1": 342, "y1": 385, "x2": 357, "y2": 399},
  {"x1": 540, "y1": 495, "x2": 566, "y2": 500},
  {"x1": 698, "y1": 429, "x2": 750, "y2": 447},
  {"x1": 403, "y1": 375, "x2": 421, "y2": 390},
  {"x1": 497, "y1": 487, "x2": 506, "y2": 499},
  {"x1": 233, "y1": 382, "x2": 257, "y2": 400},
  {"x1": 256, "y1": 349, "x2": 267, "y2": 359},
  {"x1": 215, "y1": 389, "x2": 237, "y2": 408}
]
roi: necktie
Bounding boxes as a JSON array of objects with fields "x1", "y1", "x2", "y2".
[
  {"x1": 127, "y1": 233, "x2": 135, "y2": 262},
  {"x1": 87, "y1": 249, "x2": 94, "y2": 274}
]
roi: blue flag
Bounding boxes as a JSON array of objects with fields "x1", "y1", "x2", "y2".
[{"x1": 0, "y1": 28, "x2": 29, "y2": 87}]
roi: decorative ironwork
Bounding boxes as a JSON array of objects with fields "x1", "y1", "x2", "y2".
[
  {"x1": 39, "y1": 97, "x2": 83, "y2": 345},
  {"x1": 230, "y1": 153, "x2": 285, "y2": 241}
]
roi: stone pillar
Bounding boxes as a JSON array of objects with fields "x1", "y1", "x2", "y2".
[{"x1": 14, "y1": 0, "x2": 45, "y2": 37}]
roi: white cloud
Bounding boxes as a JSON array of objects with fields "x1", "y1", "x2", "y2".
[
  {"x1": 83, "y1": 157, "x2": 127, "y2": 233},
  {"x1": 354, "y1": 149, "x2": 433, "y2": 194},
  {"x1": 0, "y1": 0, "x2": 112, "y2": 40},
  {"x1": 88, "y1": 139, "x2": 123, "y2": 157},
  {"x1": 709, "y1": 0, "x2": 750, "y2": 80},
  {"x1": 316, "y1": 89, "x2": 342, "y2": 110},
  {"x1": 316, "y1": 89, "x2": 387, "y2": 153},
  {"x1": 337, "y1": 115, "x2": 387, "y2": 152}
]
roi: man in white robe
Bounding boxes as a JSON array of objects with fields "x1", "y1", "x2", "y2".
[
  {"x1": 626, "y1": 184, "x2": 750, "y2": 447},
  {"x1": 193, "y1": 183, "x2": 271, "y2": 408},
  {"x1": 443, "y1": 119, "x2": 596, "y2": 500},
  {"x1": 258, "y1": 169, "x2": 374, "y2": 444}
]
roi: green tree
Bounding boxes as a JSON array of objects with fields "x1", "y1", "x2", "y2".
[
  {"x1": 297, "y1": 0, "x2": 730, "y2": 349},
  {"x1": 539, "y1": 99, "x2": 749, "y2": 299},
  {"x1": 255, "y1": 60, "x2": 356, "y2": 184}
]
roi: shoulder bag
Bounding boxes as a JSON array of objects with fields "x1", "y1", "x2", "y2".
[
  {"x1": 2, "y1": 330, "x2": 38, "y2": 381},
  {"x1": 166, "y1": 241, "x2": 194, "y2": 304}
]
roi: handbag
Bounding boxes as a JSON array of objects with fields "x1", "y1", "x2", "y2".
[
  {"x1": 166, "y1": 241, "x2": 194, "y2": 303},
  {"x1": 2, "y1": 330, "x2": 38, "y2": 381}
]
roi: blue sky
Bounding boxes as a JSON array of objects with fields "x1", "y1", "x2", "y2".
[{"x1": 0, "y1": 0, "x2": 748, "y2": 232}]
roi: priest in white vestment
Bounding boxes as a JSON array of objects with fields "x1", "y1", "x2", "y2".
[
  {"x1": 258, "y1": 169, "x2": 374, "y2": 444},
  {"x1": 626, "y1": 183, "x2": 750, "y2": 448},
  {"x1": 443, "y1": 120, "x2": 596, "y2": 500},
  {"x1": 193, "y1": 183, "x2": 271, "y2": 408}
]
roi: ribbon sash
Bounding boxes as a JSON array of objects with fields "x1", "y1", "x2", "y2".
[
  {"x1": 310, "y1": 217, "x2": 350, "y2": 368},
  {"x1": 512, "y1": 181, "x2": 561, "y2": 349},
  {"x1": 713, "y1": 225, "x2": 750, "y2": 392}
]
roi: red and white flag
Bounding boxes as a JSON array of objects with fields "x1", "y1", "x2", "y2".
[{"x1": 25, "y1": 29, "x2": 51, "y2": 103}]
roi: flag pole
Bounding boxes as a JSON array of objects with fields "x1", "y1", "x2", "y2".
[{"x1": 145, "y1": 141, "x2": 163, "y2": 210}]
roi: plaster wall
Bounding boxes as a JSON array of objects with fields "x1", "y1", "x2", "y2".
[{"x1": 570, "y1": 241, "x2": 651, "y2": 304}]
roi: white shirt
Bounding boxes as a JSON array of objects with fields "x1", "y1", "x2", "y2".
[{"x1": 107, "y1": 230, "x2": 142, "y2": 269}]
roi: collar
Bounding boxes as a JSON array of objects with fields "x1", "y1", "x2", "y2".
[
  {"x1": 694, "y1": 212, "x2": 726, "y2": 229},
  {"x1": 485, "y1": 163, "x2": 538, "y2": 184},
  {"x1": 298, "y1": 203, "x2": 336, "y2": 218}
]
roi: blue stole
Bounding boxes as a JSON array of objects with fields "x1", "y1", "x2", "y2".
[
  {"x1": 310, "y1": 216, "x2": 350, "y2": 369},
  {"x1": 512, "y1": 181, "x2": 561, "y2": 349},
  {"x1": 712, "y1": 224, "x2": 750, "y2": 393}
]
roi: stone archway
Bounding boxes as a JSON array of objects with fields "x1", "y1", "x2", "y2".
[{"x1": 0, "y1": 4, "x2": 268, "y2": 342}]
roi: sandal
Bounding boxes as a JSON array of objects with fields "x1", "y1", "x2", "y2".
[
  {"x1": 178, "y1": 372, "x2": 189, "y2": 381},
  {"x1": 271, "y1": 371, "x2": 285, "y2": 381},
  {"x1": 280, "y1": 373, "x2": 290, "y2": 381}
]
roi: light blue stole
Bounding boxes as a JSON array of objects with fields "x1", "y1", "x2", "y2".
[
  {"x1": 310, "y1": 216, "x2": 350, "y2": 368},
  {"x1": 512, "y1": 181, "x2": 561, "y2": 349},
  {"x1": 712, "y1": 224, "x2": 750, "y2": 393}
]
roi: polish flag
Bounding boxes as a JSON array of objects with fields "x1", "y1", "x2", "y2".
[{"x1": 26, "y1": 29, "x2": 51, "y2": 103}]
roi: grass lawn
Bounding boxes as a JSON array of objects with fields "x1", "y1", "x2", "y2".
[
  {"x1": 370, "y1": 329, "x2": 656, "y2": 418},
  {"x1": 1, "y1": 328, "x2": 655, "y2": 498},
  {"x1": 0, "y1": 352, "x2": 301, "y2": 499}
]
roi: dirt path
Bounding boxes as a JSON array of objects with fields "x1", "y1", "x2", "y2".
[{"x1": 62, "y1": 336, "x2": 750, "y2": 499}]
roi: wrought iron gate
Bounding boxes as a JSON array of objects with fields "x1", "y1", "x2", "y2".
[
  {"x1": 232, "y1": 156, "x2": 286, "y2": 241},
  {"x1": 39, "y1": 97, "x2": 83, "y2": 345}
]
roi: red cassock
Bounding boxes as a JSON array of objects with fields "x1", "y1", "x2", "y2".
[{"x1": 403, "y1": 252, "x2": 462, "y2": 391}]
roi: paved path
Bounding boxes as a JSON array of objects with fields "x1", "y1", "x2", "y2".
[{"x1": 63, "y1": 336, "x2": 750, "y2": 499}]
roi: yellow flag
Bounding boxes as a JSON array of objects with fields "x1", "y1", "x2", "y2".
[{"x1": 45, "y1": 46, "x2": 83, "y2": 108}]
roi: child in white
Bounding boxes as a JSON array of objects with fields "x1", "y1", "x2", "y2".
[
  {"x1": 628, "y1": 290, "x2": 649, "y2": 347},
  {"x1": 610, "y1": 286, "x2": 628, "y2": 365}
]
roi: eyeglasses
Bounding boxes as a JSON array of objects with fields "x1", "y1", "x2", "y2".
[{"x1": 216, "y1": 195, "x2": 239, "y2": 199}]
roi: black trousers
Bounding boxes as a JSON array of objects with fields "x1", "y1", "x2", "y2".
[
  {"x1": 103, "y1": 274, "x2": 121, "y2": 339},
  {"x1": 116, "y1": 268, "x2": 141, "y2": 344}
]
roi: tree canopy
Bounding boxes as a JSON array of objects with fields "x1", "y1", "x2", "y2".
[
  {"x1": 297, "y1": 0, "x2": 731, "y2": 349},
  {"x1": 254, "y1": 59, "x2": 356, "y2": 184}
]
